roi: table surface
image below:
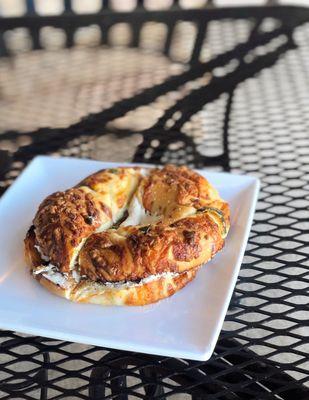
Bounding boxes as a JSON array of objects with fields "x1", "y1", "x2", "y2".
[{"x1": 0, "y1": 5, "x2": 308, "y2": 400}]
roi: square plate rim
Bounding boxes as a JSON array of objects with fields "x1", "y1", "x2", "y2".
[{"x1": 0, "y1": 155, "x2": 260, "y2": 360}]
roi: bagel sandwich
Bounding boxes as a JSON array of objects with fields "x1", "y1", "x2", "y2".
[{"x1": 25, "y1": 165, "x2": 230, "y2": 306}]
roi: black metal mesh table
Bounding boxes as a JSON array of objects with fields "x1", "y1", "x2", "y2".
[{"x1": 0, "y1": 3, "x2": 308, "y2": 399}]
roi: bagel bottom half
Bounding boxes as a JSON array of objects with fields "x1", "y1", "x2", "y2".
[
  {"x1": 26, "y1": 226, "x2": 196, "y2": 306},
  {"x1": 34, "y1": 269, "x2": 198, "y2": 306}
]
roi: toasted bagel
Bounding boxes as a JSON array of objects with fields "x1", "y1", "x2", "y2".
[
  {"x1": 25, "y1": 165, "x2": 230, "y2": 306},
  {"x1": 36, "y1": 268, "x2": 198, "y2": 306}
]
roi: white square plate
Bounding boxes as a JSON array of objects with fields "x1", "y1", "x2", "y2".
[{"x1": 0, "y1": 156, "x2": 259, "y2": 360}]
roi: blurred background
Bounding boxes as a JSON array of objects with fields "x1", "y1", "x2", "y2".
[{"x1": 0, "y1": 0, "x2": 308, "y2": 169}]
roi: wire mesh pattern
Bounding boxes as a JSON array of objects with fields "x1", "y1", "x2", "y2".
[
  {"x1": 0, "y1": 5, "x2": 308, "y2": 400},
  {"x1": 0, "y1": 0, "x2": 281, "y2": 17}
]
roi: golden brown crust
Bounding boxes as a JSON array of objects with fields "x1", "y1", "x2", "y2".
[
  {"x1": 141, "y1": 164, "x2": 220, "y2": 220},
  {"x1": 32, "y1": 168, "x2": 141, "y2": 272},
  {"x1": 24, "y1": 225, "x2": 42, "y2": 268},
  {"x1": 33, "y1": 187, "x2": 111, "y2": 272},
  {"x1": 78, "y1": 165, "x2": 229, "y2": 283},
  {"x1": 25, "y1": 164, "x2": 230, "y2": 306},
  {"x1": 25, "y1": 225, "x2": 198, "y2": 306},
  {"x1": 79, "y1": 212, "x2": 224, "y2": 282}
]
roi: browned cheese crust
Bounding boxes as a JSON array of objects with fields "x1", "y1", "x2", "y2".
[
  {"x1": 32, "y1": 168, "x2": 141, "y2": 272},
  {"x1": 26, "y1": 226, "x2": 198, "y2": 306},
  {"x1": 33, "y1": 187, "x2": 109, "y2": 272},
  {"x1": 142, "y1": 164, "x2": 221, "y2": 217},
  {"x1": 79, "y1": 165, "x2": 230, "y2": 282},
  {"x1": 25, "y1": 164, "x2": 230, "y2": 306},
  {"x1": 79, "y1": 212, "x2": 224, "y2": 282}
]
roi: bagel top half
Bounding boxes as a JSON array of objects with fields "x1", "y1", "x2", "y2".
[
  {"x1": 32, "y1": 167, "x2": 141, "y2": 273},
  {"x1": 25, "y1": 164, "x2": 230, "y2": 305}
]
